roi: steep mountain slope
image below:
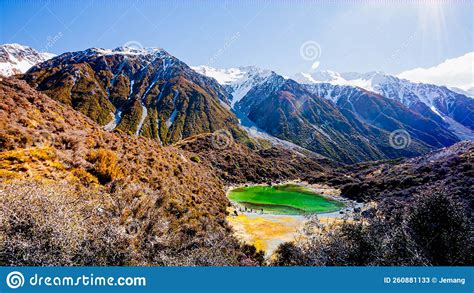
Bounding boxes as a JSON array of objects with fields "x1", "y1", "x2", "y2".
[
  {"x1": 375, "y1": 81, "x2": 474, "y2": 139},
  {"x1": 0, "y1": 43, "x2": 55, "y2": 76},
  {"x1": 244, "y1": 77, "x2": 457, "y2": 162},
  {"x1": 303, "y1": 83, "x2": 459, "y2": 148},
  {"x1": 295, "y1": 70, "x2": 474, "y2": 140},
  {"x1": 330, "y1": 141, "x2": 473, "y2": 213},
  {"x1": 22, "y1": 47, "x2": 239, "y2": 145},
  {"x1": 0, "y1": 77, "x2": 265, "y2": 265},
  {"x1": 450, "y1": 87, "x2": 474, "y2": 98},
  {"x1": 175, "y1": 132, "x2": 339, "y2": 185}
]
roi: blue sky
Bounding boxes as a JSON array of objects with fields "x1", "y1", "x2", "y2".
[{"x1": 1, "y1": 0, "x2": 472, "y2": 76}]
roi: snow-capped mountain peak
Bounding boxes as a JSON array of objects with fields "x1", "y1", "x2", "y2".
[
  {"x1": 192, "y1": 65, "x2": 275, "y2": 107},
  {"x1": 0, "y1": 43, "x2": 55, "y2": 76},
  {"x1": 292, "y1": 70, "x2": 397, "y2": 92},
  {"x1": 88, "y1": 46, "x2": 165, "y2": 56},
  {"x1": 293, "y1": 70, "x2": 343, "y2": 84},
  {"x1": 191, "y1": 65, "x2": 247, "y2": 85}
]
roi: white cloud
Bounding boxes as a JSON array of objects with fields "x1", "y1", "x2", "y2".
[
  {"x1": 397, "y1": 52, "x2": 474, "y2": 91},
  {"x1": 311, "y1": 61, "x2": 320, "y2": 71}
]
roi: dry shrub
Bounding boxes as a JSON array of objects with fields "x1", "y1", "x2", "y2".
[
  {"x1": 0, "y1": 179, "x2": 262, "y2": 266},
  {"x1": 271, "y1": 190, "x2": 473, "y2": 266},
  {"x1": 71, "y1": 168, "x2": 99, "y2": 185},
  {"x1": 87, "y1": 149, "x2": 123, "y2": 184},
  {"x1": 0, "y1": 180, "x2": 133, "y2": 266}
]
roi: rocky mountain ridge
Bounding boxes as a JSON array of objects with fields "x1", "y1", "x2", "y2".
[{"x1": 22, "y1": 47, "x2": 241, "y2": 145}]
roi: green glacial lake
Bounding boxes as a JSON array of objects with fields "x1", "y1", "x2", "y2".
[{"x1": 228, "y1": 184, "x2": 344, "y2": 215}]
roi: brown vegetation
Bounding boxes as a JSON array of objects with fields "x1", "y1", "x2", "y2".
[
  {"x1": 0, "y1": 77, "x2": 262, "y2": 265},
  {"x1": 175, "y1": 133, "x2": 339, "y2": 185}
]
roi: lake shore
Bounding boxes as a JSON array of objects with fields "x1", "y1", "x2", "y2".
[{"x1": 225, "y1": 181, "x2": 364, "y2": 257}]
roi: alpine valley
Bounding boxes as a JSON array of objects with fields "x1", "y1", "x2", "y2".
[{"x1": 1, "y1": 43, "x2": 472, "y2": 266}]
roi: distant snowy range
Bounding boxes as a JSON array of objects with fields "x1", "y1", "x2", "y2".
[{"x1": 193, "y1": 52, "x2": 474, "y2": 142}]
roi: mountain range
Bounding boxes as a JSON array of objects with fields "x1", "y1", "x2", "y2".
[
  {"x1": 194, "y1": 65, "x2": 470, "y2": 163},
  {"x1": 2, "y1": 43, "x2": 473, "y2": 163},
  {"x1": 294, "y1": 70, "x2": 474, "y2": 140}
]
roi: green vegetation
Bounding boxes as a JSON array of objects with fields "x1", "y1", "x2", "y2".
[
  {"x1": 228, "y1": 184, "x2": 343, "y2": 215},
  {"x1": 190, "y1": 155, "x2": 201, "y2": 163}
]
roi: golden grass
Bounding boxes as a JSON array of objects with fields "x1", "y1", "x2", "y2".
[
  {"x1": 227, "y1": 214, "x2": 304, "y2": 253},
  {"x1": 0, "y1": 147, "x2": 64, "y2": 180}
]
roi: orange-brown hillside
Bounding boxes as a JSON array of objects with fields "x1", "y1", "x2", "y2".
[{"x1": 0, "y1": 77, "x2": 263, "y2": 266}]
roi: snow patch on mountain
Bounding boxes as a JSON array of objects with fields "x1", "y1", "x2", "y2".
[
  {"x1": 292, "y1": 70, "x2": 397, "y2": 92},
  {"x1": 136, "y1": 77, "x2": 159, "y2": 136},
  {"x1": 166, "y1": 90, "x2": 179, "y2": 128},
  {"x1": 294, "y1": 70, "x2": 346, "y2": 85},
  {"x1": 89, "y1": 47, "x2": 164, "y2": 57},
  {"x1": 192, "y1": 65, "x2": 273, "y2": 108},
  {"x1": 449, "y1": 87, "x2": 474, "y2": 97},
  {"x1": 191, "y1": 65, "x2": 245, "y2": 85},
  {"x1": 104, "y1": 110, "x2": 123, "y2": 131}
]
